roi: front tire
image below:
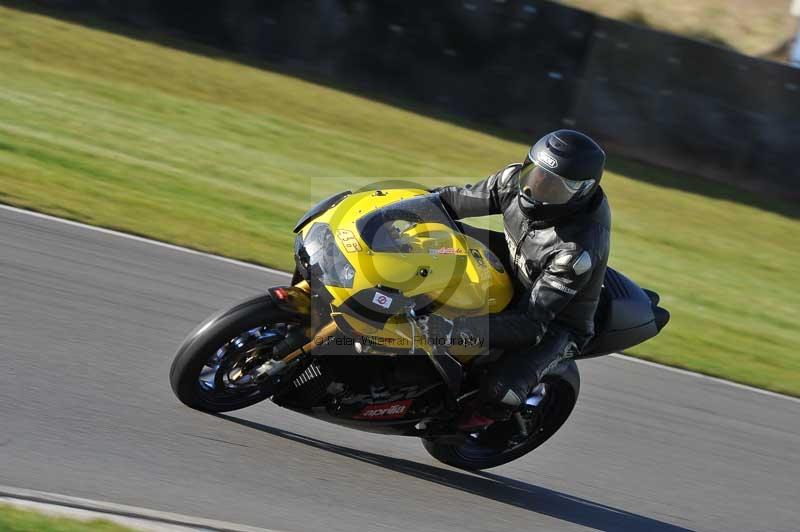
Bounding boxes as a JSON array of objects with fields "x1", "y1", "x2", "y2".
[
  {"x1": 170, "y1": 295, "x2": 303, "y2": 413},
  {"x1": 423, "y1": 361, "x2": 580, "y2": 470}
]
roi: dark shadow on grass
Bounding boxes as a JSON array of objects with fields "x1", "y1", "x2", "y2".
[
  {"x1": 1, "y1": 0, "x2": 519, "y2": 140},
  {"x1": 606, "y1": 157, "x2": 800, "y2": 220},
  {"x1": 216, "y1": 413, "x2": 696, "y2": 532},
  {"x1": 4, "y1": 0, "x2": 797, "y2": 221}
]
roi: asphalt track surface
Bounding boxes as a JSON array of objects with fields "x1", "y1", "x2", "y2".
[{"x1": 1, "y1": 205, "x2": 798, "y2": 532}]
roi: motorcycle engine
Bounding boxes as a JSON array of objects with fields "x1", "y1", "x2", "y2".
[{"x1": 275, "y1": 353, "x2": 444, "y2": 420}]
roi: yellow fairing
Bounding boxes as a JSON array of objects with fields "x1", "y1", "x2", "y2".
[{"x1": 297, "y1": 188, "x2": 513, "y2": 364}]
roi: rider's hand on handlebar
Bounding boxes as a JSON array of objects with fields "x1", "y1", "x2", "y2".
[{"x1": 416, "y1": 314, "x2": 453, "y2": 347}]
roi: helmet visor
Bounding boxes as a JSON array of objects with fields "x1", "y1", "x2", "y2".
[{"x1": 518, "y1": 162, "x2": 595, "y2": 205}]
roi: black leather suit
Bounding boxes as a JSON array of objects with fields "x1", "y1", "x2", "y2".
[{"x1": 437, "y1": 163, "x2": 611, "y2": 412}]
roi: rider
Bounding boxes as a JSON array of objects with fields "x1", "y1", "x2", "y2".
[{"x1": 423, "y1": 129, "x2": 611, "y2": 427}]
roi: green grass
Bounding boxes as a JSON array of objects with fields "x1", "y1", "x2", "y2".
[
  {"x1": 0, "y1": 503, "x2": 135, "y2": 532},
  {"x1": 1, "y1": 7, "x2": 799, "y2": 396},
  {"x1": 560, "y1": 0, "x2": 796, "y2": 57}
]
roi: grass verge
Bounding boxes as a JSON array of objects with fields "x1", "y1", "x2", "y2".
[
  {"x1": 0, "y1": 503, "x2": 135, "y2": 532},
  {"x1": 561, "y1": 0, "x2": 795, "y2": 56},
  {"x1": 1, "y1": 7, "x2": 798, "y2": 395}
]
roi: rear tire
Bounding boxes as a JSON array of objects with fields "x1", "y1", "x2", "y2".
[
  {"x1": 422, "y1": 361, "x2": 580, "y2": 470},
  {"x1": 169, "y1": 295, "x2": 302, "y2": 413}
]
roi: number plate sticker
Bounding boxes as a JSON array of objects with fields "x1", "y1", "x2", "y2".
[
  {"x1": 372, "y1": 292, "x2": 393, "y2": 309},
  {"x1": 336, "y1": 229, "x2": 362, "y2": 252}
]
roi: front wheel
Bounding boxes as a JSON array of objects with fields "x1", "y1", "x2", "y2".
[
  {"x1": 169, "y1": 295, "x2": 305, "y2": 413},
  {"x1": 422, "y1": 362, "x2": 580, "y2": 470}
]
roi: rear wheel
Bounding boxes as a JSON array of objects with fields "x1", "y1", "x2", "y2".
[
  {"x1": 422, "y1": 362, "x2": 580, "y2": 470},
  {"x1": 169, "y1": 295, "x2": 306, "y2": 413}
]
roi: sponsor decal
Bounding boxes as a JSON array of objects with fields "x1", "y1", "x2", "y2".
[
  {"x1": 515, "y1": 254, "x2": 528, "y2": 277},
  {"x1": 428, "y1": 247, "x2": 463, "y2": 256},
  {"x1": 504, "y1": 231, "x2": 517, "y2": 258},
  {"x1": 336, "y1": 229, "x2": 362, "y2": 252},
  {"x1": 547, "y1": 278, "x2": 577, "y2": 295},
  {"x1": 354, "y1": 399, "x2": 413, "y2": 420},
  {"x1": 372, "y1": 291, "x2": 393, "y2": 309},
  {"x1": 537, "y1": 152, "x2": 558, "y2": 169}
]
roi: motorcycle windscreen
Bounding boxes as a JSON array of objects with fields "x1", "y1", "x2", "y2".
[{"x1": 355, "y1": 194, "x2": 461, "y2": 254}]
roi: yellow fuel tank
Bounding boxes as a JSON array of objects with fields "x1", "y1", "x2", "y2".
[{"x1": 296, "y1": 188, "x2": 513, "y2": 361}]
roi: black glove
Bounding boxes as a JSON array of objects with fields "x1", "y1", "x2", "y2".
[
  {"x1": 451, "y1": 317, "x2": 482, "y2": 348},
  {"x1": 416, "y1": 314, "x2": 453, "y2": 348},
  {"x1": 418, "y1": 315, "x2": 483, "y2": 349}
]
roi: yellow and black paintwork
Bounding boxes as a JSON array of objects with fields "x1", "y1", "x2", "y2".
[{"x1": 294, "y1": 188, "x2": 513, "y2": 364}]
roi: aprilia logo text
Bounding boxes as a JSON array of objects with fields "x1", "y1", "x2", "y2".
[{"x1": 354, "y1": 400, "x2": 412, "y2": 419}]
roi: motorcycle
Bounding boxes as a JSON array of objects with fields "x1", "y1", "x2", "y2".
[{"x1": 170, "y1": 187, "x2": 669, "y2": 470}]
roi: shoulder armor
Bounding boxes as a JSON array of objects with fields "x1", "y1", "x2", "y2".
[
  {"x1": 552, "y1": 248, "x2": 593, "y2": 276},
  {"x1": 572, "y1": 250, "x2": 593, "y2": 276},
  {"x1": 498, "y1": 164, "x2": 521, "y2": 187}
]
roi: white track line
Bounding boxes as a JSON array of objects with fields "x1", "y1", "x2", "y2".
[
  {"x1": 608, "y1": 354, "x2": 800, "y2": 404},
  {"x1": 2, "y1": 202, "x2": 798, "y2": 405},
  {"x1": 0, "y1": 485, "x2": 284, "y2": 532}
]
